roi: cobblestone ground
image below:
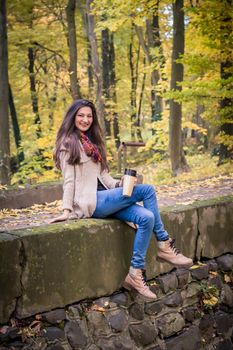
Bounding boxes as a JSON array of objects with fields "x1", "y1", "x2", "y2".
[{"x1": 0, "y1": 175, "x2": 232, "y2": 232}]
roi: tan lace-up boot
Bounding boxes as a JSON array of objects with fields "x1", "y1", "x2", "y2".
[
  {"x1": 122, "y1": 267, "x2": 157, "y2": 301},
  {"x1": 157, "y1": 238, "x2": 193, "y2": 268}
]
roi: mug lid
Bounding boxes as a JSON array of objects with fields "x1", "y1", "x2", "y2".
[{"x1": 124, "y1": 168, "x2": 137, "y2": 177}]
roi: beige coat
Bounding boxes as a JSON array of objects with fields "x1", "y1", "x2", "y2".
[{"x1": 60, "y1": 143, "x2": 118, "y2": 218}]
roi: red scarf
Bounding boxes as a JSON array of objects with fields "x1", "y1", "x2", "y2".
[{"x1": 80, "y1": 133, "x2": 103, "y2": 163}]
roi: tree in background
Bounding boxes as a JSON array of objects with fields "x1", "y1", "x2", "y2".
[
  {"x1": 169, "y1": 0, "x2": 189, "y2": 175},
  {"x1": 66, "y1": 0, "x2": 82, "y2": 100},
  {"x1": 0, "y1": 0, "x2": 10, "y2": 185}
]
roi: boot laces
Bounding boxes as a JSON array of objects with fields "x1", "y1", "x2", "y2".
[
  {"x1": 140, "y1": 269, "x2": 147, "y2": 286},
  {"x1": 169, "y1": 238, "x2": 180, "y2": 255}
]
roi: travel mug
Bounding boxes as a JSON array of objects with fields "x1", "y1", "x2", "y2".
[{"x1": 123, "y1": 168, "x2": 137, "y2": 197}]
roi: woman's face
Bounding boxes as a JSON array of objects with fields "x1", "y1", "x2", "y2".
[{"x1": 75, "y1": 106, "x2": 93, "y2": 132}]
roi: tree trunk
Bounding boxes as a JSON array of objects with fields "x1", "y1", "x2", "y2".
[
  {"x1": 77, "y1": 0, "x2": 94, "y2": 96},
  {"x1": 137, "y1": 56, "x2": 146, "y2": 142},
  {"x1": 86, "y1": 0, "x2": 105, "y2": 134},
  {"x1": 218, "y1": 0, "x2": 233, "y2": 164},
  {"x1": 169, "y1": 0, "x2": 189, "y2": 176},
  {"x1": 146, "y1": 17, "x2": 163, "y2": 133},
  {"x1": 8, "y1": 84, "x2": 24, "y2": 163},
  {"x1": 129, "y1": 28, "x2": 137, "y2": 140},
  {"x1": 28, "y1": 46, "x2": 41, "y2": 138},
  {"x1": 0, "y1": 0, "x2": 10, "y2": 185},
  {"x1": 66, "y1": 0, "x2": 82, "y2": 100},
  {"x1": 102, "y1": 28, "x2": 111, "y2": 136},
  {"x1": 109, "y1": 33, "x2": 120, "y2": 148}
]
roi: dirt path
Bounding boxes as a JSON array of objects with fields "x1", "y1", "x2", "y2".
[{"x1": 0, "y1": 174, "x2": 232, "y2": 232}]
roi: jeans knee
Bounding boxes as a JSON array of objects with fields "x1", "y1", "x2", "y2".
[{"x1": 141, "y1": 211, "x2": 154, "y2": 229}]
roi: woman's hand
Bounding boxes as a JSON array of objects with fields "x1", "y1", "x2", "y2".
[
  {"x1": 48, "y1": 209, "x2": 71, "y2": 224},
  {"x1": 119, "y1": 175, "x2": 137, "y2": 187}
]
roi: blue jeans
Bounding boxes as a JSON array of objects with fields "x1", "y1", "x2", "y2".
[{"x1": 92, "y1": 184, "x2": 169, "y2": 269}]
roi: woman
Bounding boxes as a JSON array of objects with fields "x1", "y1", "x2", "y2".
[{"x1": 50, "y1": 99, "x2": 193, "y2": 301}]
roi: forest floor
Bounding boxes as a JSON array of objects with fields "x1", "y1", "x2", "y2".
[{"x1": 0, "y1": 173, "x2": 232, "y2": 232}]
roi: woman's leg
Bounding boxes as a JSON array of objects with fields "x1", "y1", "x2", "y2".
[
  {"x1": 113, "y1": 204, "x2": 154, "y2": 269},
  {"x1": 93, "y1": 184, "x2": 168, "y2": 241}
]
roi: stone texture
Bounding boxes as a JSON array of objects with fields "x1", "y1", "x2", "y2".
[
  {"x1": 157, "y1": 312, "x2": 185, "y2": 337},
  {"x1": 182, "y1": 306, "x2": 201, "y2": 323},
  {"x1": 215, "y1": 339, "x2": 233, "y2": 350},
  {"x1": 214, "y1": 311, "x2": 233, "y2": 335},
  {"x1": 0, "y1": 181, "x2": 62, "y2": 210},
  {"x1": 106, "y1": 309, "x2": 128, "y2": 332},
  {"x1": 110, "y1": 293, "x2": 128, "y2": 306},
  {"x1": 221, "y1": 284, "x2": 233, "y2": 307},
  {"x1": 181, "y1": 282, "x2": 201, "y2": 307},
  {"x1": 0, "y1": 233, "x2": 22, "y2": 323},
  {"x1": 206, "y1": 259, "x2": 218, "y2": 271},
  {"x1": 165, "y1": 325, "x2": 202, "y2": 350},
  {"x1": 144, "y1": 301, "x2": 163, "y2": 315},
  {"x1": 199, "y1": 314, "x2": 215, "y2": 342},
  {"x1": 197, "y1": 200, "x2": 233, "y2": 259},
  {"x1": 216, "y1": 254, "x2": 233, "y2": 271},
  {"x1": 163, "y1": 291, "x2": 183, "y2": 307},
  {"x1": 176, "y1": 269, "x2": 190, "y2": 288},
  {"x1": 43, "y1": 309, "x2": 66, "y2": 324},
  {"x1": 129, "y1": 321, "x2": 157, "y2": 346},
  {"x1": 64, "y1": 319, "x2": 89, "y2": 349},
  {"x1": 129, "y1": 302, "x2": 144, "y2": 320},
  {"x1": 87, "y1": 311, "x2": 111, "y2": 338},
  {"x1": 209, "y1": 275, "x2": 223, "y2": 290},
  {"x1": 13, "y1": 219, "x2": 135, "y2": 318},
  {"x1": 190, "y1": 264, "x2": 209, "y2": 280},
  {"x1": 42, "y1": 327, "x2": 66, "y2": 341},
  {"x1": 156, "y1": 273, "x2": 178, "y2": 293}
]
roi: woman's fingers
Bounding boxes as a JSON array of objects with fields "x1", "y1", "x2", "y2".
[{"x1": 48, "y1": 214, "x2": 69, "y2": 224}]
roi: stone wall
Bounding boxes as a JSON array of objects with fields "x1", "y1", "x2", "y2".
[
  {"x1": 0, "y1": 254, "x2": 233, "y2": 350},
  {"x1": 0, "y1": 196, "x2": 233, "y2": 349}
]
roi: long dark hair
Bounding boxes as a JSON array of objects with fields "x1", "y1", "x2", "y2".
[{"x1": 54, "y1": 99, "x2": 108, "y2": 170}]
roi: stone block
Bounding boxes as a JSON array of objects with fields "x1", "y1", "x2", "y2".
[
  {"x1": 129, "y1": 302, "x2": 144, "y2": 320},
  {"x1": 216, "y1": 254, "x2": 233, "y2": 271},
  {"x1": 144, "y1": 300, "x2": 163, "y2": 316},
  {"x1": 156, "y1": 272, "x2": 178, "y2": 293},
  {"x1": 163, "y1": 291, "x2": 183, "y2": 307},
  {"x1": 41, "y1": 327, "x2": 66, "y2": 341},
  {"x1": 199, "y1": 314, "x2": 215, "y2": 343},
  {"x1": 221, "y1": 284, "x2": 233, "y2": 308},
  {"x1": 182, "y1": 306, "x2": 201, "y2": 323},
  {"x1": 214, "y1": 311, "x2": 232, "y2": 335},
  {"x1": 181, "y1": 282, "x2": 201, "y2": 307},
  {"x1": 190, "y1": 264, "x2": 209, "y2": 280},
  {"x1": 215, "y1": 339, "x2": 233, "y2": 350},
  {"x1": 176, "y1": 269, "x2": 190, "y2": 288},
  {"x1": 0, "y1": 181, "x2": 62, "y2": 210},
  {"x1": 157, "y1": 312, "x2": 185, "y2": 337},
  {"x1": 197, "y1": 200, "x2": 233, "y2": 259},
  {"x1": 13, "y1": 219, "x2": 134, "y2": 318},
  {"x1": 110, "y1": 292, "x2": 128, "y2": 306},
  {"x1": 64, "y1": 320, "x2": 89, "y2": 349},
  {"x1": 146, "y1": 206, "x2": 198, "y2": 279},
  {"x1": 0, "y1": 233, "x2": 22, "y2": 323},
  {"x1": 87, "y1": 310, "x2": 111, "y2": 338},
  {"x1": 129, "y1": 320, "x2": 157, "y2": 347},
  {"x1": 165, "y1": 325, "x2": 202, "y2": 350},
  {"x1": 106, "y1": 309, "x2": 128, "y2": 332},
  {"x1": 42, "y1": 309, "x2": 66, "y2": 324}
]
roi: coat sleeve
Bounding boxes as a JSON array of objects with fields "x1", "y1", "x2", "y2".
[
  {"x1": 60, "y1": 150, "x2": 75, "y2": 211},
  {"x1": 100, "y1": 168, "x2": 119, "y2": 189}
]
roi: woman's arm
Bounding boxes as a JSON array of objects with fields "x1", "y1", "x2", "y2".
[
  {"x1": 60, "y1": 150, "x2": 75, "y2": 212},
  {"x1": 100, "y1": 168, "x2": 120, "y2": 189},
  {"x1": 49, "y1": 150, "x2": 75, "y2": 223}
]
